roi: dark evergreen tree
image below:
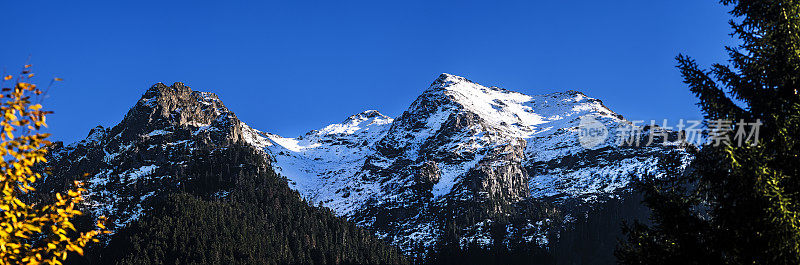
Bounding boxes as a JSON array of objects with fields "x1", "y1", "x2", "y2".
[
  {"x1": 617, "y1": 1, "x2": 800, "y2": 264},
  {"x1": 63, "y1": 143, "x2": 408, "y2": 265}
]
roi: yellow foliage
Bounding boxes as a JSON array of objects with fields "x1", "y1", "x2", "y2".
[{"x1": 0, "y1": 66, "x2": 109, "y2": 265}]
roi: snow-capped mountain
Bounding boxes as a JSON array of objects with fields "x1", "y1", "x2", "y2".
[
  {"x1": 262, "y1": 73, "x2": 690, "y2": 251},
  {"x1": 42, "y1": 74, "x2": 691, "y2": 257},
  {"x1": 43, "y1": 82, "x2": 266, "y2": 230}
]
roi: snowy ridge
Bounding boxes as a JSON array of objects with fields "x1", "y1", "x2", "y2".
[
  {"x1": 264, "y1": 110, "x2": 393, "y2": 216},
  {"x1": 265, "y1": 74, "x2": 640, "y2": 208},
  {"x1": 425, "y1": 74, "x2": 548, "y2": 138},
  {"x1": 46, "y1": 76, "x2": 691, "y2": 255},
  {"x1": 47, "y1": 82, "x2": 253, "y2": 230},
  {"x1": 261, "y1": 73, "x2": 691, "y2": 251}
]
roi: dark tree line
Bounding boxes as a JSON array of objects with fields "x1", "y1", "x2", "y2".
[
  {"x1": 64, "y1": 143, "x2": 408, "y2": 265},
  {"x1": 617, "y1": 0, "x2": 800, "y2": 264}
]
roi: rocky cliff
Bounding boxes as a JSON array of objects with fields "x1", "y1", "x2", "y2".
[{"x1": 44, "y1": 74, "x2": 692, "y2": 259}]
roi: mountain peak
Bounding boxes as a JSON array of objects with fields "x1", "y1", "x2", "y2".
[
  {"x1": 107, "y1": 83, "x2": 245, "y2": 145},
  {"x1": 136, "y1": 82, "x2": 226, "y2": 115},
  {"x1": 429, "y1": 73, "x2": 474, "y2": 91},
  {"x1": 45, "y1": 74, "x2": 691, "y2": 258},
  {"x1": 143, "y1": 82, "x2": 192, "y2": 98},
  {"x1": 344, "y1": 110, "x2": 390, "y2": 123},
  {"x1": 312, "y1": 110, "x2": 393, "y2": 136}
]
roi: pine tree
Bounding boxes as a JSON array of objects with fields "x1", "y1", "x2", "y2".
[{"x1": 617, "y1": 1, "x2": 800, "y2": 264}]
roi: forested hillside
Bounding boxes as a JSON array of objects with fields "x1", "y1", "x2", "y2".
[
  {"x1": 65, "y1": 143, "x2": 408, "y2": 265},
  {"x1": 38, "y1": 80, "x2": 681, "y2": 265},
  {"x1": 35, "y1": 83, "x2": 408, "y2": 265}
]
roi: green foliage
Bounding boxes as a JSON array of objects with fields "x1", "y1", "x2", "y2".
[
  {"x1": 103, "y1": 192, "x2": 406, "y2": 265},
  {"x1": 617, "y1": 0, "x2": 800, "y2": 264}
]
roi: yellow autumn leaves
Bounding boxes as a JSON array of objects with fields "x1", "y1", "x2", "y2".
[{"x1": 0, "y1": 65, "x2": 108, "y2": 265}]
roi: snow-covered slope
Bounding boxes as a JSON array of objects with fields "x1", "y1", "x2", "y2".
[
  {"x1": 43, "y1": 75, "x2": 691, "y2": 256},
  {"x1": 44, "y1": 82, "x2": 256, "y2": 230},
  {"x1": 262, "y1": 73, "x2": 691, "y2": 252},
  {"x1": 264, "y1": 110, "x2": 393, "y2": 216}
]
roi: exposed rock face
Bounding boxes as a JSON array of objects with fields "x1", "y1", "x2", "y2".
[
  {"x1": 43, "y1": 74, "x2": 692, "y2": 258},
  {"x1": 42, "y1": 82, "x2": 264, "y2": 230},
  {"x1": 264, "y1": 73, "x2": 692, "y2": 252},
  {"x1": 116, "y1": 82, "x2": 244, "y2": 144},
  {"x1": 459, "y1": 139, "x2": 529, "y2": 211},
  {"x1": 414, "y1": 161, "x2": 441, "y2": 190}
]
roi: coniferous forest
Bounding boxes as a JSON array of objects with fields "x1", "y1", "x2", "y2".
[
  {"x1": 3, "y1": 0, "x2": 800, "y2": 264},
  {"x1": 62, "y1": 144, "x2": 410, "y2": 265},
  {"x1": 616, "y1": 0, "x2": 800, "y2": 264}
]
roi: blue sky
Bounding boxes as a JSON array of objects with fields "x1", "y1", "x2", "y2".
[{"x1": 2, "y1": 0, "x2": 735, "y2": 143}]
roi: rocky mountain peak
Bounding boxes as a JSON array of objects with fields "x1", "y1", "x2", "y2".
[
  {"x1": 264, "y1": 73, "x2": 691, "y2": 252},
  {"x1": 87, "y1": 125, "x2": 106, "y2": 138},
  {"x1": 134, "y1": 82, "x2": 231, "y2": 126},
  {"x1": 103, "y1": 82, "x2": 247, "y2": 145},
  {"x1": 297, "y1": 110, "x2": 393, "y2": 140},
  {"x1": 342, "y1": 110, "x2": 392, "y2": 125},
  {"x1": 43, "y1": 74, "x2": 692, "y2": 257},
  {"x1": 428, "y1": 73, "x2": 473, "y2": 90},
  {"x1": 44, "y1": 82, "x2": 260, "y2": 230}
]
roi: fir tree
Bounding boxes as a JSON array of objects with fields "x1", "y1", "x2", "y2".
[{"x1": 617, "y1": 0, "x2": 800, "y2": 264}]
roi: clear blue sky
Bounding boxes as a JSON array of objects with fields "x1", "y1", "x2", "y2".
[{"x1": 2, "y1": 0, "x2": 735, "y2": 143}]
